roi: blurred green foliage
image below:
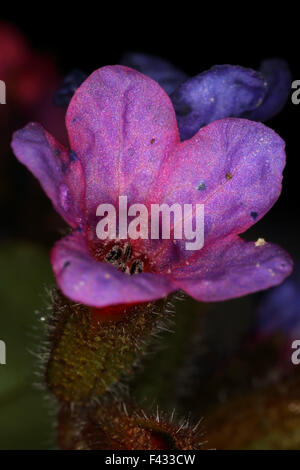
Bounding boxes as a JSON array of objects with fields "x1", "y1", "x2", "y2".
[{"x1": 0, "y1": 242, "x2": 54, "y2": 449}]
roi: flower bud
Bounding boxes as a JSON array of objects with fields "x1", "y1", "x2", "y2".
[{"x1": 57, "y1": 401, "x2": 206, "y2": 450}]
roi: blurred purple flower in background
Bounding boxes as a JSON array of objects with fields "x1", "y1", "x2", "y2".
[
  {"x1": 256, "y1": 262, "x2": 300, "y2": 341},
  {"x1": 230, "y1": 263, "x2": 300, "y2": 381},
  {"x1": 122, "y1": 53, "x2": 291, "y2": 140},
  {"x1": 121, "y1": 52, "x2": 188, "y2": 95}
]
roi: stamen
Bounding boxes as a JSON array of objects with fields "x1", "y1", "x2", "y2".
[
  {"x1": 103, "y1": 242, "x2": 145, "y2": 275},
  {"x1": 105, "y1": 245, "x2": 122, "y2": 262},
  {"x1": 130, "y1": 260, "x2": 144, "y2": 275},
  {"x1": 123, "y1": 243, "x2": 133, "y2": 262}
]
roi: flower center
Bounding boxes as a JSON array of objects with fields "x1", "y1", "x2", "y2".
[
  {"x1": 90, "y1": 240, "x2": 150, "y2": 275},
  {"x1": 105, "y1": 242, "x2": 144, "y2": 275}
]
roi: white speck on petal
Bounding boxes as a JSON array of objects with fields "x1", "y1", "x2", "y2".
[{"x1": 255, "y1": 238, "x2": 266, "y2": 247}]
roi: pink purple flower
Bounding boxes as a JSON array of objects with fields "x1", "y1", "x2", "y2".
[{"x1": 11, "y1": 66, "x2": 292, "y2": 309}]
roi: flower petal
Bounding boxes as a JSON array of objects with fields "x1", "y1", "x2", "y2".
[
  {"x1": 244, "y1": 59, "x2": 291, "y2": 121},
  {"x1": 51, "y1": 234, "x2": 175, "y2": 308},
  {"x1": 11, "y1": 123, "x2": 85, "y2": 228},
  {"x1": 170, "y1": 65, "x2": 268, "y2": 140},
  {"x1": 121, "y1": 52, "x2": 188, "y2": 94},
  {"x1": 169, "y1": 236, "x2": 293, "y2": 301},
  {"x1": 66, "y1": 65, "x2": 179, "y2": 230},
  {"x1": 148, "y1": 118, "x2": 285, "y2": 253}
]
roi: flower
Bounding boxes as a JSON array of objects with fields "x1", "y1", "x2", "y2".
[
  {"x1": 11, "y1": 65, "x2": 292, "y2": 309},
  {"x1": 122, "y1": 53, "x2": 291, "y2": 140}
]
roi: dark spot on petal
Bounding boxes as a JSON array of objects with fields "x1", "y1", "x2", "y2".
[
  {"x1": 226, "y1": 172, "x2": 233, "y2": 180},
  {"x1": 250, "y1": 211, "x2": 258, "y2": 220},
  {"x1": 150, "y1": 138, "x2": 155, "y2": 144},
  {"x1": 69, "y1": 150, "x2": 78, "y2": 162},
  {"x1": 63, "y1": 261, "x2": 71, "y2": 269},
  {"x1": 197, "y1": 181, "x2": 206, "y2": 190},
  {"x1": 61, "y1": 162, "x2": 67, "y2": 173},
  {"x1": 55, "y1": 148, "x2": 61, "y2": 157},
  {"x1": 76, "y1": 226, "x2": 83, "y2": 233}
]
